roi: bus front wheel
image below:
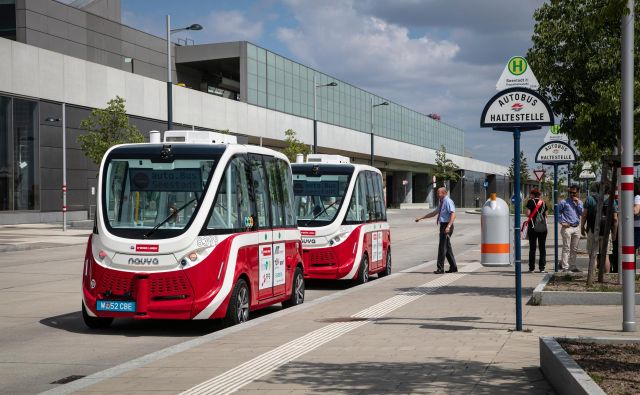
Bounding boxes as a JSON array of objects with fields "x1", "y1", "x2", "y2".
[
  {"x1": 82, "y1": 303, "x2": 113, "y2": 329},
  {"x1": 355, "y1": 254, "x2": 369, "y2": 285},
  {"x1": 283, "y1": 267, "x2": 305, "y2": 308},
  {"x1": 225, "y1": 279, "x2": 250, "y2": 326}
]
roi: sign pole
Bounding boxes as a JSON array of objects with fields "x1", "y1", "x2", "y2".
[
  {"x1": 513, "y1": 127, "x2": 522, "y2": 331},
  {"x1": 621, "y1": 0, "x2": 636, "y2": 332},
  {"x1": 554, "y1": 163, "x2": 559, "y2": 272}
]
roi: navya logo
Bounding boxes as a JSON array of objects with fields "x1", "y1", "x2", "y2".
[
  {"x1": 128, "y1": 257, "x2": 159, "y2": 265},
  {"x1": 511, "y1": 103, "x2": 524, "y2": 112}
]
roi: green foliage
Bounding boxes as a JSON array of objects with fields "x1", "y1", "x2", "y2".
[
  {"x1": 433, "y1": 145, "x2": 460, "y2": 186},
  {"x1": 527, "y1": 0, "x2": 640, "y2": 155},
  {"x1": 283, "y1": 129, "x2": 311, "y2": 163},
  {"x1": 77, "y1": 96, "x2": 144, "y2": 166},
  {"x1": 506, "y1": 151, "x2": 530, "y2": 188}
]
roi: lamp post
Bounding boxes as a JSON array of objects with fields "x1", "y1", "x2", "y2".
[
  {"x1": 45, "y1": 103, "x2": 67, "y2": 231},
  {"x1": 166, "y1": 15, "x2": 202, "y2": 130},
  {"x1": 312, "y1": 76, "x2": 337, "y2": 153},
  {"x1": 370, "y1": 99, "x2": 389, "y2": 166}
]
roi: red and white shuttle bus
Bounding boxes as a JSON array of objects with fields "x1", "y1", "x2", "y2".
[
  {"x1": 291, "y1": 155, "x2": 391, "y2": 283},
  {"x1": 81, "y1": 131, "x2": 305, "y2": 328}
]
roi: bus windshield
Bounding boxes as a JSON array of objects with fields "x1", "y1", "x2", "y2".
[
  {"x1": 103, "y1": 157, "x2": 216, "y2": 238},
  {"x1": 293, "y1": 173, "x2": 351, "y2": 227}
]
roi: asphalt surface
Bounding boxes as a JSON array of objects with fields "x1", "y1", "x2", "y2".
[{"x1": 0, "y1": 210, "x2": 482, "y2": 394}]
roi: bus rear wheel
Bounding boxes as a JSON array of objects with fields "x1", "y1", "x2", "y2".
[
  {"x1": 378, "y1": 249, "x2": 392, "y2": 278},
  {"x1": 225, "y1": 279, "x2": 250, "y2": 326},
  {"x1": 355, "y1": 254, "x2": 369, "y2": 285},
  {"x1": 283, "y1": 267, "x2": 305, "y2": 308},
  {"x1": 82, "y1": 303, "x2": 113, "y2": 329}
]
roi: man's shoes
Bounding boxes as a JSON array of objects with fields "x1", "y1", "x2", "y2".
[
  {"x1": 528, "y1": 269, "x2": 535, "y2": 273},
  {"x1": 446, "y1": 269, "x2": 458, "y2": 273},
  {"x1": 433, "y1": 270, "x2": 444, "y2": 274},
  {"x1": 562, "y1": 269, "x2": 569, "y2": 273},
  {"x1": 570, "y1": 267, "x2": 582, "y2": 273},
  {"x1": 538, "y1": 269, "x2": 547, "y2": 273}
]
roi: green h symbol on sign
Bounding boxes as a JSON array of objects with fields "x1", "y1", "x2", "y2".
[{"x1": 508, "y1": 57, "x2": 527, "y2": 75}]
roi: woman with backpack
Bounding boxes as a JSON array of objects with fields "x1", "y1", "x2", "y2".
[{"x1": 526, "y1": 188, "x2": 548, "y2": 273}]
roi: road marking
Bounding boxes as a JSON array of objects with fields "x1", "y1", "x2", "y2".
[
  {"x1": 42, "y1": 242, "x2": 481, "y2": 395},
  {"x1": 181, "y1": 262, "x2": 482, "y2": 395}
]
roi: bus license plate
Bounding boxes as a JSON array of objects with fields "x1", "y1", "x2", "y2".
[{"x1": 96, "y1": 300, "x2": 136, "y2": 313}]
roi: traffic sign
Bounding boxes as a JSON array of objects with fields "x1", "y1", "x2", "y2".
[
  {"x1": 535, "y1": 141, "x2": 577, "y2": 164},
  {"x1": 481, "y1": 88, "x2": 554, "y2": 130},
  {"x1": 483, "y1": 180, "x2": 489, "y2": 188},
  {"x1": 543, "y1": 125, "x2": 569, "y2": 143},
  {"x1": 496, "y1": 56, "x2": 540, "y2": 91},
  {"x1": 533, "y1": 169, "x2": 546, "y2": 181}
]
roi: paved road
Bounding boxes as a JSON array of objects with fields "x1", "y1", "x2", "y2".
[{"x1": 0, "y1": 210, "x2": 481, "y2": 394}]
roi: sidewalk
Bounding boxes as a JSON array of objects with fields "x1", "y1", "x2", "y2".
[
  {"x1": 48, "y1": 246, "x2": 639, "y2": 395},
  {"x1": 0, "y1": 224, "x2": 89, "y2": 252}
]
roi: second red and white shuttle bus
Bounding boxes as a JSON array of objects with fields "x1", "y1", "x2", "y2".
[{"x1": 292, "y1": 155, "x2": 391, "y2": 283}]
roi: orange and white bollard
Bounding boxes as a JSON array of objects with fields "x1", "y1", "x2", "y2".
[{"x1": 481, "y1": 193, "x2": 511, "y2": 267}]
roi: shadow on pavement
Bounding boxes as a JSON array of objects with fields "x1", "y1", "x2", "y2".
[
  {"x1": 257, "y1": 360, "x2": 550, "y2": 394},
  {"x1": 39, "y1": 305, "x2": 282, "y2": 336}
]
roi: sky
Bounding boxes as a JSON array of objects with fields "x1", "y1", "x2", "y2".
[{"x1": 121, "y1": 0, "x2": 548, "y2": 169}]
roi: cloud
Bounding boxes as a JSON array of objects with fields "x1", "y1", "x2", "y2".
[
  {"x1": 275, "y1": 0, "x2": 546, "y2": 167},
  {"x1": 205, "y1": 10, "x2": 264, "y2": 42}
]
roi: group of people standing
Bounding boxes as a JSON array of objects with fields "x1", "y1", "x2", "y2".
[{"x1": 415, "y1": 183, "x2": 640, "y2": 276}]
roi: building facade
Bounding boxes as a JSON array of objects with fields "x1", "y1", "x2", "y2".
[{"x1": 0, "y1": 0, "x2": 508, "y2": 224}]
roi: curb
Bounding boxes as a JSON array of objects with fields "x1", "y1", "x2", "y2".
[
  {"x1": 0, "y1": 242, "x2": 86, "y2": 253},
  {"x1": 540, "y1": 336, "x2": 606, "y2": 395},
  {"x1": 540, "y1": 336, "x2": 640, "y2": 395},
  {"x1": 532, "y1": 273, "x2": 640, "y2": 305}
]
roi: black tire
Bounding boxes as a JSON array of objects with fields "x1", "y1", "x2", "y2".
[
  {"x1": 82, "y1": 303, "x2": 113, "y2": 329},
  {"x1": 355, "y1": 254, "x2": 369, "y2": 284},
  {"x1": 225, "y1": 278, "x2": 250, "y2": 326},
  {"x1": 378, "y1": 248, "x2": 392, "y2": 278},
  {"x1": 283, "y1": 267, "x2": 305, "y2": 308}
]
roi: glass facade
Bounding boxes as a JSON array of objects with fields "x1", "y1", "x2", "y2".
[
  {"x1": 245, "y1": 43, "x2": 464, "y2": 155},
  {"x1": 0, "y1": 95, "x2": 39, "y2": 211}
]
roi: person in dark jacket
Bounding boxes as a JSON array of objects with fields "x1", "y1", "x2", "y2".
[{"x1": 526, "y1": 188, "x2": 548, "y2": 273}]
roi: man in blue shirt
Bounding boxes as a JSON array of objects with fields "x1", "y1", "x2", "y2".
[
  {"x1": 558, "y1": 185, "x2": 584, "y2": 272},
  {"x1": 415, "y1": 187, "x2": 458, "y2": 274}
]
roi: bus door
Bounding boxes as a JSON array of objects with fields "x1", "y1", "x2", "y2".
[
  {"x1": 266, "y1": 156, "x2": 292, "y2": 298},
  {"x1": 365, "y1": 171, "x2": 384, "y2": 270},
  {"x1": 249, "y1": 154, "x2": 276, "y2": 300}
]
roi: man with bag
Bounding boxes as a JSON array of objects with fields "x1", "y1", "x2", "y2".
[
  {"x1": 559, "y1": 185, "x2": 583, "y2": 272},
  {"x1": 524, "y1": 188, "x2": 547, "y2": 273},
  {"x1": 581, "y1": 183, "x2": 617, "y2": 275}
]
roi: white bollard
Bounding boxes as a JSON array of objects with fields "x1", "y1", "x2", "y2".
[{"x1": 481, "y1": 193, "x2": 511, "y2": 267}]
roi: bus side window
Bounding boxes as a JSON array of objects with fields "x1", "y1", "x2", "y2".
[
  {"x1": 372, "y1": 172, "x2": 385, "y2": 221},
  {"x1": 266, "y1": 156, "x2": 285, "y2": 228},
  {"x1": 346, "y1": 172, "x2": 368, "y2": 223},
  {"x1": 278, "y1": 159, "x2": 297, "y2": 227},
  {"x1": 365, "y1": 171, "x2": 376, "y2": 222},
  {"x1": 207, "y1": 156, "x2": 253, "y2": 232},
  {"x1": 250, "y1": 155, "x2": 271, "y2": 229}
]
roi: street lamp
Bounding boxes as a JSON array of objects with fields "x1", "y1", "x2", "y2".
[
  {"x1": 166, "y1": 16, "x2": 203, "y2": 130},
  {"x1": 313, "y1": 75, "x2": 337, "y2": 153},
  {"x1": 45, "y1": 102, "x2": 67, "y2": 231},
  {"x1": 370, "y1": 99, "x2": 389, "y2": 166}
]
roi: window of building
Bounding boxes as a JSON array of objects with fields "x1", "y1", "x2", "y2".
[
  {"x1": 0, "y1": 96, "x2": 11, "y2": 210},
  {"x1": 0, "y1": 0, "x2": 16, "y2": 41}
]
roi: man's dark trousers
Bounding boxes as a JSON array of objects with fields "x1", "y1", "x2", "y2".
[{"x1": 437, "y1": 222, "x2": 457, "y2": 272}]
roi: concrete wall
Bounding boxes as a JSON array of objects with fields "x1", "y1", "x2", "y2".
[{"x1": 15, "y1": 0, "x2": 171, "y2": 81}]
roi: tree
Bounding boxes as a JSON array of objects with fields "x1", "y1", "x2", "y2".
[
  {"x1": 527, "y1": 0, "x2": 640, "y2": 156},
  {"x1": 78, "y1": 96, "x2": 144, "y2": 166},
  {"x1": 283, "y1": 129, "x2": 311, "y2": 163},
  {"x1": 433, "y1": 145, "x2": 460, "y2": 187},
  {"x1": 506, "y1": 151, "x2": 530, "y2": 193}
]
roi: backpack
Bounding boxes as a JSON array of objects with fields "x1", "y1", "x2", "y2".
[{"x1": 530, "y1": 200, "x2": 547, "y2": 233}]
